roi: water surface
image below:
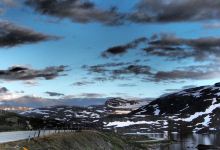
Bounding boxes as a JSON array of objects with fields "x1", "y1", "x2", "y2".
[{"x1": 160, "y1": 133, "x2": 220, "y2": 150}]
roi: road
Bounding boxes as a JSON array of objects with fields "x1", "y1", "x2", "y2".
[{"x1": 0, "y1": 130, "x2": 68, "y2": 144}]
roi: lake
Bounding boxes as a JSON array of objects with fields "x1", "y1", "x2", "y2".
[
  {"x1": 159, "y1": 133, "x2": 220, "y2": 150},
  {"x1": 125, "y1": 132, "x2": 220, "y2": 149}
]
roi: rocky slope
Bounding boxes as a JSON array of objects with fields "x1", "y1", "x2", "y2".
[
  {"x1": 128, "y1": 83, "x2": 220, "y2": 133},
  {"x1": 20, "y1": 84, "x2": 220, "y2": 134},
  {"x1": 21, "y1": 105, "x2": 103, "y2": 119},
  {"x1": 133, "y1": 82, "x2": 220, "y2": 116},
  {"x1": 0, "y1": 110, "x2": 65, "y2": 131},
  {"x1": 105, "y1": 97, "x2": 150, "y2": 114},
  {"x1": 20, "y1": 98, "x2": 150, "y2": 129},
  {"x1": 21, "y1": 98, "x2": 150, "y2": 118},
  {"x1": 0, "y1": 131, "x2": 145, "y2": 150},
  {"x1": 0, "y1": 96, "x2": 107, "y2": 108}
]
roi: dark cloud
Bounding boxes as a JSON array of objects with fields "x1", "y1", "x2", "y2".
[
  {"x1": 83, "y1": 63, "x2": 152, "y2": 76},
  {"x1": 112, "y1": 65, "x2": 152, "y2": 75},
  {"x1": 103, "y1": 33, "x2": 220, "y2": 62},
  {"x1": 25, "y1": 0, "x2": 220, "y2": 25},
  {"x1": 145, "y1": 33, "x2": 220, "y2": 61},
  {"x1": 45, "y1": 91, "x2": 64, "y2": 97},
  {"x1": 77, "y1": 93, "x2": 106, "y2": 98},
  {"x1": 0, "y1": 21, "x2": 59, "y2": 47},
  {"x1": 82, "y1": 62, "x2": 131, "y2": 74},
  {"x1": 0, "y1": 65, "x2": 68, "y2": 81},
  {"x1": 152, "y1": 66, "x2": 220, "y2": 82},
  {"x1": 102, "y1": 37, "x2": 147, "y2": 57},
  {"x1": 129, "y1": 0, "x2": 220, "y2": 23},
  {"x1": 25, "y1": 0, "x2": 125, "y2": 26},
  {"x1": 84, "y1": 61, "x2": 220, "y2": 82},
  {"x1": 85, "y1": 34, "x2": 220, "y2": 82},
  {"x1": 94, "y1": 76, "x2": 129, "y2": 82},
  {"x1": 118, "y1": 83, "x2": 137, "y2": 87},
  {"x1": 72, "y1": 81, "x2": 95, "y2": 86},
  {"x1": 83, "y1": 63, "x2": 152, "y2": 81}
]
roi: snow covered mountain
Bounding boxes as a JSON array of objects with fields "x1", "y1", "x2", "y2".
[
  {"x1": 20, "y1": 98, "x2": 150, "y2": 126},
  {"x1": 0, "y1": 96, "x2": 107, "y2": 108},
  {"x1": 20, "y1": 84, "x2": 220, "y2": 134},
  {"x1": 0, "y1": 106, "x2": 32, "y2": 113},
  {"x1": 20, "y1": 105, "x2": 105, "y2": 123},
  {"x1": 129, "y1": 83, "x2": 220, "y2": 133},
  {"x1": 105, "y1": 98, "x2": 150, "y2": 114},
  {"x1": 133, "y1": 82, "x2": 220, "y2": 115}
]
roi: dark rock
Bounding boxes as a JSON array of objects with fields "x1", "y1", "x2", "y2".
[
  {"x1": 105, "y1": 97, "x2": 139, "y2": 108},
  {"x1": 196, "y1": 144, "x2": 220, "y2": 149}
]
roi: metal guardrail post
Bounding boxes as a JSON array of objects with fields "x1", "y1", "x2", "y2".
[{"x1": 37, "y1": 130, "x2": 40, "y2": 138}]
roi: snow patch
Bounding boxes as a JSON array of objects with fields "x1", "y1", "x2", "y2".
[
  {"x1": 105, "y1": 120, "x2": 159, "y2": 128},
  {"x1": 174, "y1": 98, "x2": 220, "y2": 122},
  {"x1": 154, "y1": 108, "x2": 160, "y2": 115}
]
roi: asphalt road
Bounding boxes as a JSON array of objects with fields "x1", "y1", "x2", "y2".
[{"x1": 0, "y1": 130, "x2": 67, "y2": 144}]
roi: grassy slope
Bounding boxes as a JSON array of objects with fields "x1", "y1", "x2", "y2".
[
  {"x1": 0, "y1": 130, "x2": 146, "y2": 150},
  {"x1": 0, "y1": 111, "x2": 69, "y2": 132},
  {"x1": 0, "y1": 111, "x2": 26, "y2": 131}
]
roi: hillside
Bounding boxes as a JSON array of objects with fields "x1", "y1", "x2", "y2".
[
  {"x1": 0, "y1": 110, "x2": 27, "y2": 132},
  {"x1": 0, "y1": 131, "x2": 145, "y2": 150},
  {"x1": 130, "y1": 83, "x2": 220, "y2": 133},
  {"x1": 0, "y1": 110, "x2": 69, "y2": 132},
  {"x1": 20, "y1": 98, "x2": 150, "y2": 128},
  {"x1": 133, "y1": 82, "x2": 220, "y2": 116},
  {"x1": 105, "y1": 98, "x2": 150, "y2": 114},
  {"x1": 18, "y1": 85, "x2": 220, "y2": 134},
  {"x1": 0, "y1": 97, "x2": 107, "y2": 108}
]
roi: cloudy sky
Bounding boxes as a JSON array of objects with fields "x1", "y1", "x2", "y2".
[{"x1": 1, "y1": 0, "x2": 220, "y2": 101}]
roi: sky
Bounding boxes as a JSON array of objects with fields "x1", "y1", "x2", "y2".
[{"x1": 1, "y1": 0, "x2": 220, "y2": 102}]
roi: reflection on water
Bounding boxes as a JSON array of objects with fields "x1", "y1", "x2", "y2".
[
  {"x1": 158, "y1": 133, "x2": 220, "y2": 150},
  {"x1": 125, "y1": 132, "x2": 220, "y2": 149}
]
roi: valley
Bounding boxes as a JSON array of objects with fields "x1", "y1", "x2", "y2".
[{"x1": 1, "y1": 83, "x2": 220, "y2": 149}]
